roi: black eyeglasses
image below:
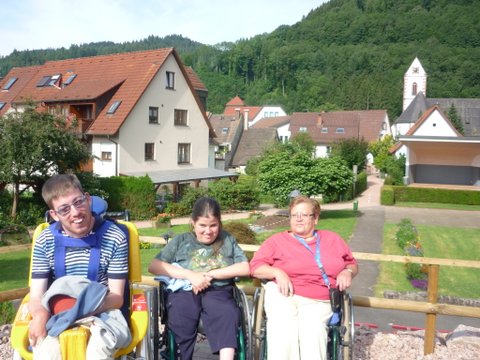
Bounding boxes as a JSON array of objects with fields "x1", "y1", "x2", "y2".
[
  {"x1": 54, "y1": 195, "x2": 88, "y2": 216},
  {"x1": 290, "y1": 213, "x2": 315, "y2": 220}
]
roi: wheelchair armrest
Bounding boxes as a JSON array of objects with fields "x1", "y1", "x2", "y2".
[
  {"x1": 11, "y1": 294, "x2": 33, "y2": 360},
  {"x1": 114, "y1": 288, "x2": 149, "y2": 357}
]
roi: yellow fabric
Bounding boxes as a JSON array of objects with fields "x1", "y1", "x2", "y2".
[{"x1": 59, "y1": 327, "x2": 90, "y2": 360}]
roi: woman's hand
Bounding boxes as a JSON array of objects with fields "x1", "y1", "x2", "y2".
[
  {"x1": 273, "y1": 268, "x2": 294, "y2": 297},
  {"x1": 188, "y1": 271, "x2": 212, "y2": 294},
  {"x1": 336, "y1": 268, "x2": 354, "y2": 291}
]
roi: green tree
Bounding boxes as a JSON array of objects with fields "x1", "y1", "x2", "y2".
[
  {"x1": 447, "y1": 104, "x2": 464, "y2": 135},
  {"x1": 368, "y1": 135, "x2": 396, "y2": 173},
  {"x1": 0, "y1": 104, "x2": 91, "y2": 219},
  {"x1": 330, "y1": 138, "x2": 369, "y2": 172},
  {"x1": 257, "y1": 144, "x2": 352, "y2": 205},
  {"x1": 290, "y1": 132, "x2": 316, "y2": 154}
]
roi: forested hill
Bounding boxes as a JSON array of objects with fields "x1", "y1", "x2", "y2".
[
  {"x1": 0, "y1": 34, "x2": 204, "y2": 77},
  {"x1": 2, "y1": 0, "x2": 479, "y2": 119}
]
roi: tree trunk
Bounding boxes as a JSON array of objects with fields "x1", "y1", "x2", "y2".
[{"x1": 11, "y1": 182, "x2": 19, "y2": 220}]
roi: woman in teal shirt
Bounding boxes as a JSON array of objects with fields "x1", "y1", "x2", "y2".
[{"x1": 148, "y1": 197, "x2": 249, "y2": 360}]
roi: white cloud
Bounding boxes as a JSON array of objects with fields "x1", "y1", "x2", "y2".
[{"x1": 0, "y1": 0, "x2": 326, "y2": 56}]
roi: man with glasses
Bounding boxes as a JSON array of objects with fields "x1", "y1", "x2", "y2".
[{"x1": 27, "y1": 174, "x2": 130, "y2": 360}]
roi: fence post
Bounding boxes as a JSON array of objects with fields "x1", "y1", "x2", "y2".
[{"x1": 424, "y1": 264, "x2": 439, "y2": 355}]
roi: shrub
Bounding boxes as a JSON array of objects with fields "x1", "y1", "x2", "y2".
[
  {"x1": 99, "y1": 175, "x2": 156, "y2": 220},
  {"x1": 165, "y1": 187, "x2": 209, "y2": 216},
  {"x1": 139, "y1": 241, "x2": 152, "y2": 249},
  {"x1": 223, "y1": 222, "x2": 257, "y2": 245},
  {"x1": 380, "y1": 185, "x2": 395, "y2": 205},
  {"x1": 209, "y1": 176, "x2": 260, "y2": 211},
  {"x1": 0, "y1": 301, "x2": 16, "y2": 325}
]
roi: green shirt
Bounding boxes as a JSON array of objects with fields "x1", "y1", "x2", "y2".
[{"x1": 155, "y1": 230, "x2": 248, "y2": 287}]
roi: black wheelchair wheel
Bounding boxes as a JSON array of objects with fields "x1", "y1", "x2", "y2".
[{"x1": 148, "y1": 286, "x2": 160, "y2": 360}]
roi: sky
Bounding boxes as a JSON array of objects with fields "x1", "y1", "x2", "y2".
[{"x1": 1, "y1": 0, "x2": 328, "y2": 57}]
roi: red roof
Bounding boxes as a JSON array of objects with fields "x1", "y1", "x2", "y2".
[
  {"x1": 0, "y1": 65, "x2": 41, "y2": 115},
  {"x1": 225, "y1": 96, "x2": 245, "y2": 107},
  {"x1": 185, "y1": 66, "x2": 207, "y2": 91},
  {"x1": 0, "y1": 48, "x2": 211, "y2": 136},
  {"x1": 289, "y1": 110, "x2": 388, "y2": 144}
]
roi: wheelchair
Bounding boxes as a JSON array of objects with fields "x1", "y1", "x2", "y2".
[
  {"x1": 156, "y1": 280, "x2": 253, "y2": 360},
  {"x1": 10, "y1": 196, "x2": 155, "y2": 360},
  {"x1": 251, "y1": 285, "x2": 354, "y2": 360}
]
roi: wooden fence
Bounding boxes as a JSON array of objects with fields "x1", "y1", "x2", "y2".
[{"x1": 1, "y1": 239, "x2": 479, "y2": 356}]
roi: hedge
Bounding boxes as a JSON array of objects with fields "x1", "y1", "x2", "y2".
[
  {"x1": 380, "y1": 185, "x2": 395, "y2": 205},
  {"x1": 380, "y1": 185, "x2": 480, "y2": 205}
]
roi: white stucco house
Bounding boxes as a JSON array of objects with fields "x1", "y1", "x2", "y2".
[{"x1": 0, "y1": 49, "x2": 237, "y2": 196}]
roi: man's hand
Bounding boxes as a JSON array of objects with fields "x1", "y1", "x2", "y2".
[{"x1": 28, "y1": 307, "x2": 49, "y2": 347}]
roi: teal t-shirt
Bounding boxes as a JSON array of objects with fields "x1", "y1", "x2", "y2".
[{"x1": 155, "y1": 230, "x2": 248, "y2": 287}]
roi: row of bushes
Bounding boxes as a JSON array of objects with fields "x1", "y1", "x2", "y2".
[
  {"x1": 165, "y1": 176, "x2": 260, "y2": 217},
  {"x1": 381, "y1": 185, "x2": 480, "y2": 206},
  {"x1": 395, "y1": 218, "x2": 428, "y2": 290}
]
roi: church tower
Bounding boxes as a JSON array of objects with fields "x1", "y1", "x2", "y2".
[{"x1": 403, "y1": 57, "x2": 427, "y2": 110}]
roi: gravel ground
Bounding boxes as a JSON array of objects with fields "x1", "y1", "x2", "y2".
[
  {"x1": 353, "y1": 325, "x2": 480, "y2": 360},
  {"x1": 2, "y1": 324, "x2": 479, "y2": 360}
]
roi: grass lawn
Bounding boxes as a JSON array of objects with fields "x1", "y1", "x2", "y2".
[
  {"x1": 0, "y1": 250, "x2": 31, "y2": 291},
  {"x1": 375, "y1": 224, "x2": 480, "y2": 299}
]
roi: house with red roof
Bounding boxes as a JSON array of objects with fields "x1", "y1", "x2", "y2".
[
  {"x1": 0, "y1": 49, "x2": 237, "y2": 194},
  {"x1": 223, "y1": 96, "x2": 287, "y2": 126},
  {"x1": 254, "y1": 110, "x2": 390, "y2": 158}
]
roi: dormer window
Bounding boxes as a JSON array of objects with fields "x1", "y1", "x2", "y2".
[
  {"x1": 2, "y1": 77, "x2": 17, "y2": 90},
  {"x1": 0, "y1": 102, "x2": 5, "y2": 110},
  {"x1": 36, "y1": 74, "x2": 61, "y2": 88},
  {"x1": 48, "y1": 74, "x2": 61, "y2": 87},
  {"x1": 336, "y1": 128, "x2": 345, "y2": 134},
  {"x1": 299, "y1": 127, "x2": 307, "y2": 132},
  {"x1": 63, "y1": 74, "x2": 77, "y2": 86},
  {"x1": 222, "y1": 127, "x2": 229, "y2": 134},
  {"x1": 107, "y1": 100, "x2": 122, "y2": 114},
  {"x1": 321, "y1": 127, "x2": 328, "y2": 133},
  {"x1": 37, "y1": 76, "x2": 51, "y2": 87}
]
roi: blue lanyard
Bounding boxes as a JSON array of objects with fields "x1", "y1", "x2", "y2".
[{"x1": 292, "y1": 231, "x2": 331, "y2": 288}]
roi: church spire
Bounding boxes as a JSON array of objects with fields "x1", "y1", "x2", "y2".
[{"x1": 403, "y1": 57, "x2": 427, "y2": 111}]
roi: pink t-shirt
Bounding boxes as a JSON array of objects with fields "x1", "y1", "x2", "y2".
[{"x1": 250, "y1": 230, "x2": 356, "y2": 300}]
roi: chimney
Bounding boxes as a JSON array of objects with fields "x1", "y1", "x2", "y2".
[{"x1": 244, "y1": 109, "x2": 250, "y2": 130}]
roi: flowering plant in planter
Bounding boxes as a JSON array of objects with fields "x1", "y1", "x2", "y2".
[{"x1": 153, "y1": 213, "x2": 173, "y2": 228}]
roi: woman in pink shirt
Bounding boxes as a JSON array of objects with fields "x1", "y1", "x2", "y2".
[{"x1": 250, "y1": 196, "x2": 358, "y2": 360}]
